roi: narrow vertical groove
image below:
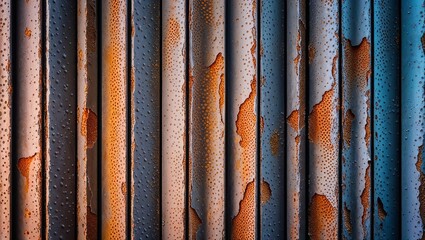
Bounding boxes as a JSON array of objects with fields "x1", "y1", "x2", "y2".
[
  {"x1": 256, "y1": 0, "x2": 261, "y2": 237},
  {"x1": 96, "y1": 0, "x2": 102, "y2": 237},
  {"x1": 126, "y1": 0, "x2": 132, "y2": 239},
  {"x1": 13, "y1": 1, "x2": 43, "y2": 239},
  {"x1": 370, "y1": 0, "x2": 375, "y2": 236}
]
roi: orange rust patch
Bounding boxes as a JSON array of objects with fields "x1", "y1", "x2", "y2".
[
  {"x1": 260, "y1": 116, "x2": 264, "y2": 134},
  {"x1": 308, "y1": 82, "x2": 336, "y2": 151},
  {"x1": 232, "y1": 180, "x2": 255, "y2": 239},
  {"x1": 332, "y1": 54, "x2": 339, "y2": 81},
  {"x1": 269, "y1": 129, "x2": 280, "y2": 157},
  {"x1": 87, "y1": 206, "x2": 97, "y2": 240},
  {"x1": 166, "y1": 18, "x2": 181, "y2": 46},
  {"x1": 308, "y1": 45, "x2": 316, "y2": 64},
  {"x1": 344, "y1": 204, "x2": 352, "y2": 234},
  {"x1": 24, "y1": 208, "x2": 31, "y2": 219},
  {"x1": 309, "y1": 194, "x2": 337, "y2": 239},
  {"x1": 78, "y1": 48, "x2": 84, "y2": 69},
  {"x1": 219, "y1": 73, "x2": 225, "y2": 122},
  {"x1": 24, "y1": 28, "x2": 32, "y2": 38},
  {"x1": 81, "y1": 108, "x2": 98, "y2": 149},
  {"x1": 261, "y1": 179, "x2": 271, "y2": 205},
  {"x1": 121, "y1": 182, "x2": 127, "y2": 195},
  {"x1": 343, "y1": 38, "x2": 371, "y2": 89},
  {"x1": 189, "y1": 206, "x2": 201, "y2": 240},
  {"x1": 360, "y1": 161, "x2": 371, "y2": 233},
  {"x1": 343, "y1": 109, "x2": 355, "y2": 146},
  {"x1": 236, "y1": 77, "x2": 257, "y2": 182},
  {"x1": 17, "y1": 153, "x2": 38, "y2": 193},
  {"x1": 377, "y1": 197, "x2": 387, "y2": 221},
  {"x1": 365, "y1": 116, "x2": 371, "y2": 146},
  {"x1": 288, "y1": 110, "x2": 300, "y2": 131},
  {"x1": 416, "y1": 145, "x2": 425, "y2": 231}
]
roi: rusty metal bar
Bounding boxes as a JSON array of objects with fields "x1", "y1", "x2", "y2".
[
  {"x1": 401, "y1": 0, "x2": 425, "y2": 239},
  {"x1": 307, "y1": 0, "x2": 340, "y2": 239},
  {"x1": 341, "y1": 0, "x2": 372, "y2": 239},
  {"x1": 373, "y1": 0, "x2": 401, "y2": 238},
  {"x1": 226, "y1": 0, "x2": 258, "y2": 239},
  {"x1": 188, "y1": 0, "x2": 225, "y2": 239},
  {"x1": 259, "y1": 0, "x2": 285, "y2": 238},
  {"x1": 130, "y1": 0, "x2": 161, "y2": 239},
  {"x1": 77, "y1": 0, "x2": 98, "y2": 239},
  {"x1": 286, "y1": 0, "x2": 307, "y2": 239},
  {"x1": 13, "y1": 0, "x2": 43, "y2": 239},
  {"x1": 162, "y1": 0, "x2": 187, "y2": 239},
  {"x1": 100, "y1": 0, "x2": 128, "y2": 239},
  {"x1": 0, "y1": 1, "x2": 11, "y2": 239},
  {"x1": 45, "y1": 0, "x2": 77, "y2": 238}
]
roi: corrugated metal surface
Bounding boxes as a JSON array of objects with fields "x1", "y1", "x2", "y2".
[{"x1": 1, "y1": 1, "x2": 424, "y2": 239}]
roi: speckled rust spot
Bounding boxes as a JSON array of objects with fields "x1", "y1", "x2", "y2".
[
  {"x1": 166, "y1": 18, "x2": 180, "y2": 46},
  {"x1": 308, "y1": 45, "x2": 316, "y2": 64},
  {"x1": 24, "y1": 208, "x2": 31, "y2": 219},
  {"x1": 189, "y1": 206, "x2": 201, "y2": 240},
  {"x1": 365, "y1": 115, "x2": 371, "y2": 146},
  {"x1": 81, "y1": 108, "x2": 97, "y2": 149},
  {"x1": 288, "y1": 110, "x2": 299, "y2": 131},
  {"x1": 236, "y1": 77, "x2": 257, "y2": 182},
  {"x1": 377, "y1": 197, "x2": 387, "y2": 221},
  {"x1": 17, "y1": 153, "x2": 38, "y2": 193},
  {"x1": 261, "y1": 179, "x2": 271, "y2": 205},
  {"x1": 269, "y1": 129, "x2": 280, "y2": 157},
  {"x1": 344, "y1": 38, "x2": 371, "y2": 90},
  {"x1": 416, "y1": 144, "x2": 425, "y2": 232},
  {"x1": 360, "y1": 161, "x2": 371, "y2": 234},
  {"x1": 24, "y1": 27, "x2": 31, "y2": 38},
  {"x1": 232, "y1": 180, "x2": 255, "y2": 239},
  {"x1": 121, "y1": 182, "x2": 126, "y2": 195},
  {"x1": 309, "y1": 194, "x2": 337, "y2": 239},
  {"x1": 308, "y1": 82, "x2": 336, "y2": 151},
  {"x1": 87, "y1": 206, "x2": 97, "y2": 240},
  {"x1": 343, "y1": 109, "x2": 355, "y2": 146},
  {"x1": 344, "y1": 203, "x2": 352, "y2": 234}
]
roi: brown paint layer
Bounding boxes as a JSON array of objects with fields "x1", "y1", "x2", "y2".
[
  {"x1": 261, "y1": 179, "x2": 271, "y2": 205},
  {"x1": 288, "y1": 110, "x2": 299, "y2": 131},
  {"x1": 416, "y1": 144, "x2": 425, "y2": 234},
  {"x1": 269, "y1": 129, "x2": 280, "y2": 157},
  {"x1": 377, "y1": 197, "x2": 387, "y2": 221},
  {"x1": 17, "y1": 153, "x2": 38, "y2": 193},
  {"x1": 81, "y1": 108, "x2": 98, "y2": 149},
  {"x1": 189, "y1": 206, "x2": 201, "y2": 240},
  {"x1": 344, "y1": 203, "x2": 352, "y2": 234}
]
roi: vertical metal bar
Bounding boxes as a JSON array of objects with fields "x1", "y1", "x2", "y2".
[
  {"x1": 0, "y1": 1, "x2": 11, "y2": 239},
  {"x1": 307, "y1": 0, "x2": 340, "y2": 239},
  {"x1": 130, "y1": 0, "x2": 161, "y2": 239},
  {"x1": 260, "y1": 0, "x2": 285, "y2": 238},
  {"x1": 13, "y1": 0, "x2": 43, "y2": 239},
  {"x1": 77, "y1": 0, "x2": 98, "y2": 239},
  {"x1": 187, "y1": 0, "x2": 225, "y2": 239},
  {"x1": 162, "y1": 0, "x2": 187, "y2": 239},
  {"x1": 100, "y1": 0, "x2": 128, "y2": 239},
  {"x1": 341, "y1": 0, "x2": 372, "y2": 239},
  {"x1": 45, "y1": 0, "x2": 77, "y2": 238},
  {"x1": 401, "y1": 0, "x2": 425, "y2": 239},
  {"x1": 373, "y1": 0, "x2": 401, "y2": 238},
  {"x1": 226, "y1": 0, "x2": 258, "y2": 239},
  {"x1": 286, "y1": 0, "x2": 307, "y2": 239}
]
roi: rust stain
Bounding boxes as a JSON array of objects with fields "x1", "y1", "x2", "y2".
[
  {"x1": 232, "y1": 180, "x2": 255, "y2": 239},
  {"x1": 121, "y1": 182, "x2": 126, "y2": 195},
  {"x1": 260, "y1": 116, "x2": 264, "y2": 134},
  {"x1": 81, "y1": 108, "x2": 98, "y2": 149},
  {"x1": 360, "y1": 161, "x2": 371, "y2": 234},
  {"x1": 343, "y1": 109, "x2": 355, "y2": 146},
  {"x1": 332, "y1": 54, "x2": 338, "y2": 81},
  {"x1": 87, "y1": 206, "x2": 97, "y2": 240},
  {"x1": 78, "y1": 48, "x2": 84, "y2": 69},
  {"x1": 87, "y1": 0, "x2": 97, "y2": 54},
  {"x1": 421, "y1": 33, "x2": 424, "y2": 53},
  {"x1": 24, "y1": 208, "x2": 31, "y2": 219},
  {"x1": 309, "y1": 194, "x2": 337, "y2": 239},
  {"x1": 288, "y1": 110, "x2": 299, "y2": 131},
  {"x1": 261, "y1": 179, "x2": 271, "y2": 205},
  {"x1": 219, "y1": 73, "x2": 225, "y2": 123},
  {"x1": 24, "y1": 27, "x2": 32, "y2": 38},
  {"x1": 308, "y1": 45, "x2": 316, "y2": 64},
  {"x1": 416, "y1": 144, "x2": 425, "y2": 232},
  {"x1": 377, "y1": 197, "x2": 387, "y2": 221},
  {"x1": 343, "y1": 203, "x2": 352, "y2": 234},
  {"x1": 269, "y1": 129, "x2": 280, "y2": 157},
  {"x1": 235, "y1": 77, "x2": 257, "y2": 182},
  {"x1": 17, "y1": 153, "x2": 39, "y2": 193},
  {"x1": 365, "y1": 90, "x2": 371, "y2": 146},
  {"x1": 344, "y1": 38, "x2": 371, "y2": 90},
  {"x1": 189, "y1": 206, "x2": 201, "y2": 240},
  {"x1": 308, "y1": 82, "x2": 336, "y2": 151}
]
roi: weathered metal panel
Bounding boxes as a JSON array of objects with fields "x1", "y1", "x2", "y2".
[
  {"x1": 307, "y1": 0, "x2": 340, "y2": 239},
  {"x1": 260, "y1": 0, "x2": 285, "y2": 238},
  {"x1": 341, "y1": 0, "x2": 372, "y2": 239},
  {"x1": 0, "y1": 1, "x2": 11, "y2": 239},
  {"x1": 226, "y1": 0, "x2": 258, "y2": 239},
  {"x1": 45, "y1": 0, "x2": 77, "y2": 238},
  {"x1": 162, "y1": 0, "x2": 187, "y2": 239},
  {"x1": 130, "y1": 0, "x2": 161, "y2": 239},
  {"x1": 188, "y1": 0, "x2": 225, "y2": 239},
  {"x1": 401, "y1": 0, "x2": 425, "y2": 239},
  {"x1": 77, "y1": 0, "x2": 98, "y2": 239},
  {"x1": 373, "y1": 0, "x2": 401, "y2": 238},
  {"x1": 286, "y1": 0, "x2": 307, "y2": 239},
  {"x1": 13, "y1": 0, "x2": 43, "y2": 239},
  {"x1": 100, "y1": 0, "x2": 128, "y2": 239}
]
